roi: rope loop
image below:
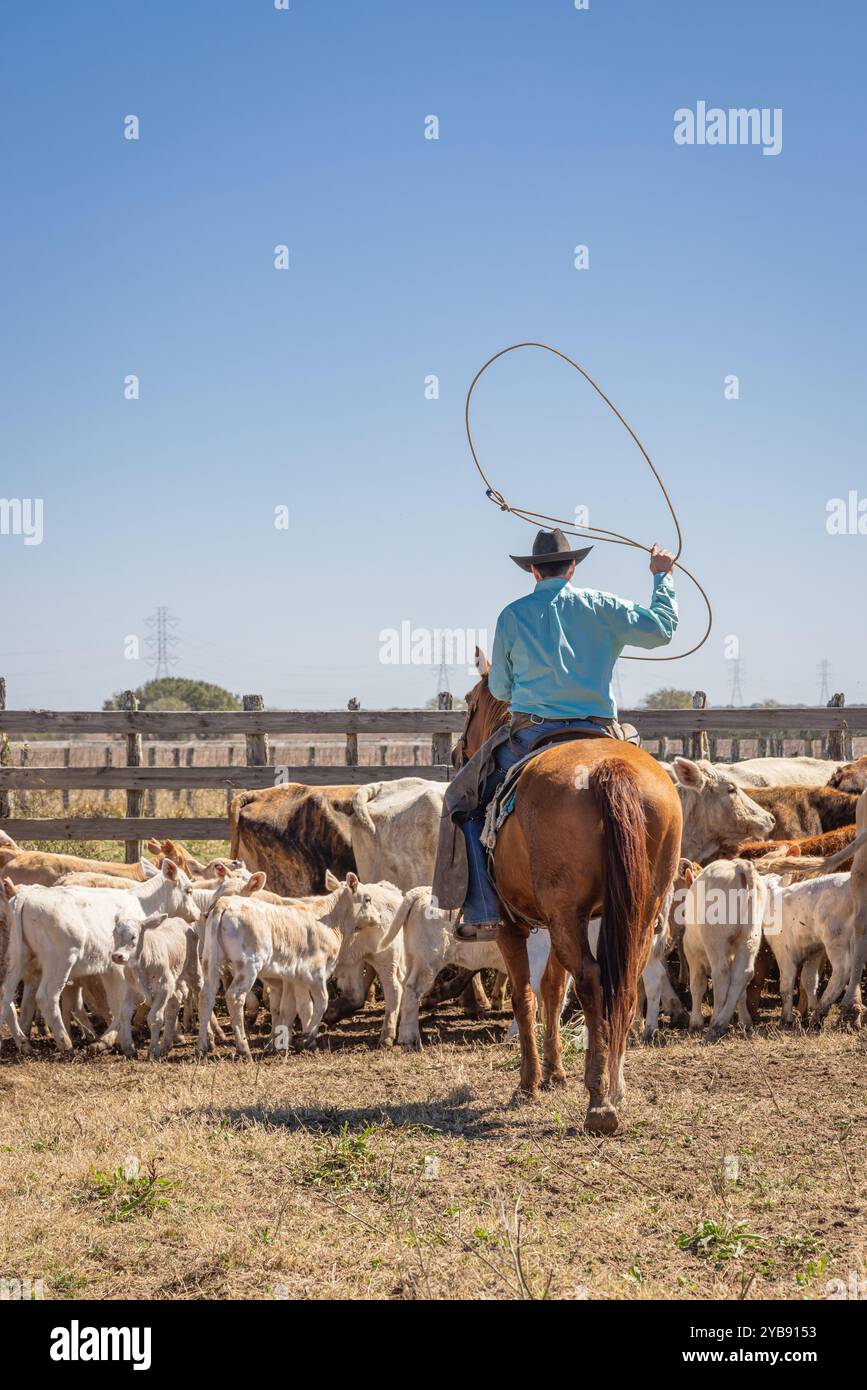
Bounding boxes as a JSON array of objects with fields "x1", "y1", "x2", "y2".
[{"x1": 465, "y1": 342, "x2": 712, "y2": 663}]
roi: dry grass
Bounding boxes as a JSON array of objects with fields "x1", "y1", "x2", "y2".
[{"x1": 2, "y1": 1004, "x2": 866, "y2": 1301}]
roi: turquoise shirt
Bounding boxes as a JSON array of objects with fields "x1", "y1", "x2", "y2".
[{"x1": 488, "y1": 573, "x2": 678, "y2": 719}]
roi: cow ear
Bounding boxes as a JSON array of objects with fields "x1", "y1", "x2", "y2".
[
  {"x1": 2, "y1": 876, "x2": 15, "y2": 900},
  {"x1": 324, "y1": 869, "x2": 341, "y2": 890},
  {"x1": 346, "y1": 871, "x2": 360, "y2": 892},
  {"x1": 147, "y1": 838, "x2": 161, "y2": 853},
  {"x1": 139, "y1": 858, "x2": 160, "y2": 878},
  {"x1": 250, "y1": 872, "x2": 267, "y2": 891},
  {"x1": 672, "y1": 756, "x2": 705, "y2": 790},
  {"x1": 475, "y1": 646, "x2": 491, "y2": 676},
  {"x1": 215, "y1": 863, "x2": 228, "y2": 879},
  {"x1": 684, "y1": 866, "x2": 696, "y2": 887},
  {"x1": 163, "y1": 859, "x2": 179, "y2": 880},
  {"x1": 142, "y1": 911, "x2": 168, "y2": 929}
]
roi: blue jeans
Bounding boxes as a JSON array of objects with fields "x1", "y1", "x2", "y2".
[{"x1": 459, "y1": 716, "x2": 602, "y2": 925}]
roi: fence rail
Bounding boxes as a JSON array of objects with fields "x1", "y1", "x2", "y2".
[{"x1": 0, "y1": 680, "x2": 863, "y2": 857}]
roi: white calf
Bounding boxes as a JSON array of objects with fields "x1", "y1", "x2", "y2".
[
  {"x1": 111, "y1": 912, "x2": 200, "y2": 1058},
  {"x1": 0, "y1": 861, "x2": 199, "y2": 1055},
  {"x1": 762, "y1": 872, "x2": 855, "y2": 1025},
  {"x1": 394, "y1": 887, "x2": 504, "y2": 1048},
  {"x1": 682, "y1": 859, "x2": 769, "y2": 1040}
]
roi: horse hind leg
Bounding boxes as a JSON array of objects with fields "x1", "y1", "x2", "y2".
[
  {"x1": 549, "y1": 911, "x2": 618, "y2": 1134},
  {"x1": 538, "y1": 951, "x2": 568, "y2": 1089},
  {"x1": 496, "y1": 918, "x2": 542, "y2": 1100}
]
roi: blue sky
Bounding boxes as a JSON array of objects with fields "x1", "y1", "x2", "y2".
[{"x1": 1, "y1": 0, "x2": 864, "y2": 711}]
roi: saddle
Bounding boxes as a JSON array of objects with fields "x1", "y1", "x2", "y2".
[{"x1": 480, "y1": 720, "x2": 640, "y2": 852}]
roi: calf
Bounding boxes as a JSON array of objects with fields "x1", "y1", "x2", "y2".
[
  {"x1": 111, "y1": 912, "x2": 200, "y2": 1059},
  {"x1": 0, "y1": 861, "x2": 199, "y2": 1055},
  {"x1": 197, "y1": 873, "x2": 390, "y2": 1058},
  {"x1": 325, "y1": 871, "x2": 406, "y2": 1047},
  {"x1": 670, "y1": 757, "x2": 775, "y2": 863},
  {"x1": 762, "y1": 872, "x2": 855, "y2": 1025},
  {"x1": 394, "y1": 887, "x2": 503, "y2": 1048},
  {"x1": 682, "y1": 859, "x2": 769, "y2": 1040},
  {"x1": 640, "y1": 859, "x2": 699, "y2": 1042}
]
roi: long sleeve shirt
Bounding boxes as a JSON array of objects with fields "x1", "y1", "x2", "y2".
[{"x1": 488, "y1": 572, "x2": 678, "y2": 719}]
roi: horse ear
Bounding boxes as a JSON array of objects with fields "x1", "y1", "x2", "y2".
[{"x1": 475, "y1": 646, "x2": 491, "y2": 676}]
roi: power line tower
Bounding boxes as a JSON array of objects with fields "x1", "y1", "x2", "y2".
[
  {"x1": 144, "y1": 606, "x2": 179, "y2": 679},
  {"x1": 433, "y1": 654, "x2": 451, "y2": 699},
  {"x1": 817, "y1": 659, "x2": 831, "y2": 705},
  {"x1": 728, "y1": 658, "x2": 745, "y2": 706}
]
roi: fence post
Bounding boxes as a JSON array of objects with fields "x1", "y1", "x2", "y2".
[
  {"x1": 826, "y1": 693, "x2": 851, "y2": 761},
  {"x1": 186, "y1": 745, "x2": 195, "y2": 809},
  {"x1": 18, "y1": 744, "x2": 29, "y2": 814},
  {"x1": 103, "y1": 745, "x2": 113, "y2": 803},
  {"x1": 122, "y1": 691, "x2": 142, "y2": 865},
  {"x1": 346, "y1": 697, "x2": 360, "y2": 768},
  {"x1": 0, "y1": 678, "x2": 9, "y2": 821},
  {"x1": 379, "y1": 743, "x2": 388, "y2": 767},
  {"x1": 689, "y1": 691, "x2": 708, "y2": 762},
  {"x1": 146, "y1": 745, "x2": 157, "y2": 815},
  {"x1": 62, "y1": 745, "x2": 71, "y2": 810},
  {"x1": 431, "y1": 691, "x2": 454, "y2": 770},
  {"x1": 243, "y1": 694, "x2": 270, "y2": 771},
  {"x1": 730, "y1": 737, "x2": 740, "y2": 762},
  {"x1": 307, "y1": 744, "x2": 316, "y2": 766}
]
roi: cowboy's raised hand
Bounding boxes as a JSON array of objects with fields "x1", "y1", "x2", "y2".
[{"x1": 649, "y1": 543, "x2": 675, "y2": 574}]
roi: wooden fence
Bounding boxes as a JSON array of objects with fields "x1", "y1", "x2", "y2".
[{"x1": 0, "y1": 679, "x2": 864, "y2": 862}]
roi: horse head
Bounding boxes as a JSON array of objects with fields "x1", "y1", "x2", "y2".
[{"x1": 453, "y1": 647, "x2": 510, "y2": 768}]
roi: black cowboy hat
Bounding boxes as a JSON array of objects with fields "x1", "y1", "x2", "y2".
[{"x1": 509, "y1": 527, "x2": 593, "y2": 574}]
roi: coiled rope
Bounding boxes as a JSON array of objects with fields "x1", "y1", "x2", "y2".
[{"x1": 465, "y1": 341, "x2": 712, "y2": 661}]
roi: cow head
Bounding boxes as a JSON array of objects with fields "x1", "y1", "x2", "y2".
[
  {"x1": 112, "y1": 910, "x2": 169, "y2": 965},
  {"x1": 672, "y1": 757, "x2": 776, "y2": 861},
  {"x1": 149, "y1": 859, "x2": 201, "y2": 924},
  {"x1": 324, "y1": 869, "x2": 393, "y2": 940}
]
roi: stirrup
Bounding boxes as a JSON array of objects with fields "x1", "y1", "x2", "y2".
[{"x1": 455, "y1": 920, "x2": 499, "y2": 943}]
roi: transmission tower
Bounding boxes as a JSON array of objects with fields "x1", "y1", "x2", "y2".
[
  {"x1": 817, "y1": 659, "x2": 831, "y2": 705},
  {"x1": 433, "y1": 654, "x2": 451, "y2": 698},
  {"x1": 728, "y1": 658, "x2": 745, "y2": 706},
  {"x1": 144, "y1": 606, "x2": 179, "y2": 679}
]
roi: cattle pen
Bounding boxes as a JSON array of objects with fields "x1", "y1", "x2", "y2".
[{"x1": 0, "y1": 679, "x2": 865, "y2": 858}]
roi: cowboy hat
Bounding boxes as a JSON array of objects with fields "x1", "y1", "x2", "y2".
[{"x1": 509, "y1": 527, "x2": 593, "y2": 573}]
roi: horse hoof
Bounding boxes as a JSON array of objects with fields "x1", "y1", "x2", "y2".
[
  {"x1": 584, "y1": 1103, "x2": 619, "y2": 1136},
  {"x1": 542, "y1": 1070, "x2": 567, "y2": 1090}
]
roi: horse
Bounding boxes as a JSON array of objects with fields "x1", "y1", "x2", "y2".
[{"x1": 456, "y1": 653, "x2": 682, "y2": 1134}]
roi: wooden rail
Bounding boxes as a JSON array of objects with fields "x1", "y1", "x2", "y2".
[{"x1": 0, "y1": 682, "x2": 862, "y2": 853}]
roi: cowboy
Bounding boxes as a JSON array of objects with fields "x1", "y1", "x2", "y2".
[{"x1": 435, "y1": 527, "x2": 678, "y2": 941}]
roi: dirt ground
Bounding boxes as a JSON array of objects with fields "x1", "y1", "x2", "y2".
[{"x1": 1, "y1": 1000, "x2": 865, "y2": 1302}]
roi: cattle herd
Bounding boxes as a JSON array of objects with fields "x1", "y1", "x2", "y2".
[{"x1": 1, "y1": 748, "x2": 867, "y2": 1073}]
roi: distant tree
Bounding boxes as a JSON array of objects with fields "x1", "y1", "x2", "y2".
[
  {"x1": 641, "y1": 687, "x2": 694, "y2": 710},
  {"x1": 750, "y1": 698, "x2": 783, "y2": 708},
  {"x1": 103, "y1": 678, "x2": 241, "y2": 712}
]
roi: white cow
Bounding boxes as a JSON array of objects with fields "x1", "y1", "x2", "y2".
[
  {"x1": 350, "y1": 778, "x2": 444, "y2": 889},
  {"x1": 197, "y1": 872, "x2": 394, "y2": 1058},
  {"x1": 0, "y1": 861, "x2": 200, "y2": 1055},
  {"x1": 682, "y1": 859, "x2": 769, "y2": 1039},
  {"x1": 761, "y1": 873, "x2": 854, "y2": 1024},
  {"x1": 111, "y1": 912, "x2": 200, "y2": 1059},
  {"x1": 661, "y1": 757, "x2": 842, "y2": 790},
  {"x1": 671, "y1": 757, "x2": 776, "y2": 863}
]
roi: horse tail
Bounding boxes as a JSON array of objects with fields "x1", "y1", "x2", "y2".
[{"x1": 589, "y1": 759, "x2": 650, "y2": 1065}]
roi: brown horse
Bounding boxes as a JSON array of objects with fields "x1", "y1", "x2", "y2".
[{"x1": 457, "y1": 657, "x2": 682, "y2": 1134}]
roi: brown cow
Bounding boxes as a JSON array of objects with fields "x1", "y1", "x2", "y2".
[
  {"x1": 827, "y1": 754, "x2": 867, "y2": 795},
  {"x1": 229, "y1": 785, "x2": 358, "y2": 897},
  {"x1": 733, "y1": 824, "x2": 858, "y2": 870},
  {"x1": 0, "y1": 837, "x2": 205, "y2": 889},
  {"x1": 744, "y1": 786, "x2": 858, "y2": 839}
]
